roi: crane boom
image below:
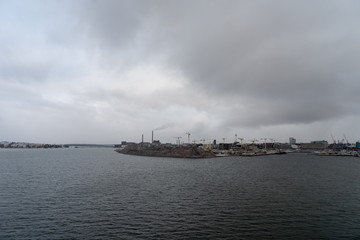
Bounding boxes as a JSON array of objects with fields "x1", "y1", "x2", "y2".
[{"x1": 331, "y1": 134, "x2": 335, "y2": 143}]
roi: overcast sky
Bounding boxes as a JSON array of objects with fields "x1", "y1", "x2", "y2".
[{"x1": 1, "y1": 0, "x2": 360, "y2": 144}]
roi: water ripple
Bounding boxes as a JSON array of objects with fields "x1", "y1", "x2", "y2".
[{"x1": 0, "y1": 149, "x2": 360, "y2": 239}]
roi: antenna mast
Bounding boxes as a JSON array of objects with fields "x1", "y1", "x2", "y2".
[{"x1": 185, "y1": 132, "x2": 191, "y2": 144}]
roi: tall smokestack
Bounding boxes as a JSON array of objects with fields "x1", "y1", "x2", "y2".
[
  {"x1": 142, "y1": 134, "x2": 144, "y2": 143},
  {"x1": 152, "y1": 131, "x2": 154, "y2": 143}
]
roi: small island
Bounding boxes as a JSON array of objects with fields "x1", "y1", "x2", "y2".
[{"x1": 116, "y1": 143, "x2": 216, "y2": 158}]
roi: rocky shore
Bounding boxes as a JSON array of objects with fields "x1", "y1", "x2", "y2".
[
  {"x1": 0, "y1": 141, "x2": 63, "y2": 149},
  {"x1": 116, "y1": 144, "x2": 217, "y2": 158}
]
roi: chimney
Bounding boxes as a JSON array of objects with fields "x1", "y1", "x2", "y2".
[{"x1": 152, "y1": 131, "x2": 154, "y2": 143}]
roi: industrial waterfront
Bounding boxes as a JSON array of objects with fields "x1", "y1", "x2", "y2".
[{"x1": 117, "y1": 133, "x2": 360, "y2": 158}]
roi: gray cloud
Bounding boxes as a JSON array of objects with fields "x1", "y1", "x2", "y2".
[
  {"x1": 1, "y1": 0, "x2": 360, "y2": 143},
  {"x1": 76, "y1": 0, "x2": 360, "y2": 125},
  {"x1": 151, "y1": 1, "x2": 360, "y2": 124},
  {"x1": 77, "y1": 0, "x2": 150, "y2": 47}
]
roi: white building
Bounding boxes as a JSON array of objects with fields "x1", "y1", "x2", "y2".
[{"x1": 289, "y1": 137, "x2": 296, "y2": 144}]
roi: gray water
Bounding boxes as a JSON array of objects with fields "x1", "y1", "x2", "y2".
[{"x1": 0, "y1": 148, "x2": 360, "y2": 239}]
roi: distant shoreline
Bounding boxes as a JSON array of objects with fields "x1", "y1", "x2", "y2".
[{"x1": 0, "y1": 141, "x2": 115, "y2": 149}]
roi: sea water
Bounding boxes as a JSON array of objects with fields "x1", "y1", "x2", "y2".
[{"x1": 1, "y1": 148, "x2": 360, "y2": 239}]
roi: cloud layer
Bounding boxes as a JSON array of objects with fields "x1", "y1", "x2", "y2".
[{"x1": 1, "y1": 0, "x2": 360, "y2": 143}]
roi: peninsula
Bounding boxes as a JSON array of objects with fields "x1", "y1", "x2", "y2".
[{"x1": 116, "y1": 143, "x2": 216, "y2": 158}]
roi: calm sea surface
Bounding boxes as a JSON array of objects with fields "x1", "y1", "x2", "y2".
[{"x1": 1, "y1": 148, "x2": 360, "y2": 239}]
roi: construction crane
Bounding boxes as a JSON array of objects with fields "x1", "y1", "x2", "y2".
[
  {"x1": 331, "y1": 134, "x2": 336, "y2": 144},
  {"x1": 269, "y1": 138, "x2": 276, "y2": 149},
  {"x1": 343, "y1": 134, "x2": 349, "y2": 145},
  {"x1": 250, "y1": 139, "x2": 258, "y2": 145}
]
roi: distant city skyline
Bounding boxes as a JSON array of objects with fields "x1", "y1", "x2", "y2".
[{"x1": 1, "y1": 0, "x2": 360, "y2": 144}]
